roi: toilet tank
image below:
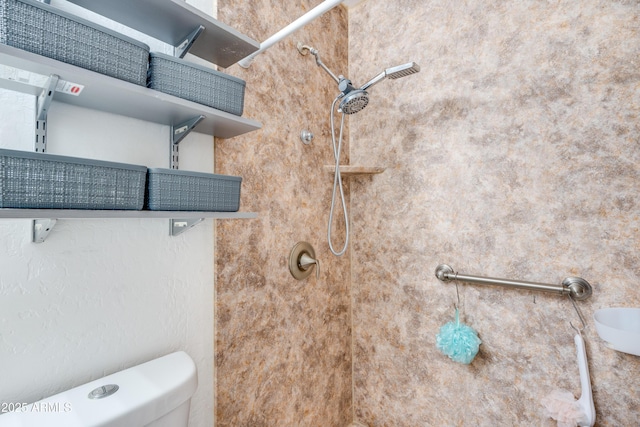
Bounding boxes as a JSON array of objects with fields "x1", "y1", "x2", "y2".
[{"x1": 0, "y1": 351, "x2": 198, "y2": 427}]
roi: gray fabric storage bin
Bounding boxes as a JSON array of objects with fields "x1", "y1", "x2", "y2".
[
  {"x1": 0, "y1": 149, "x2": 147, "y2": 210},
  {"x1": 148, "y1": 52, "x2": 246, "y2": 116},
  {"x1": 0, "y1": 0, "x2": 149, "y2": 85},
  {"x1": 146, "y1": 168, "x2": 241, "y2": 212}
]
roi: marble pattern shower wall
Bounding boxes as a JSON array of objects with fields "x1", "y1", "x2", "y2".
[
  {"x1": 349, "y1": 0, "x2": 639, "y2": 425},
  {"x1": 215, "y1": 1, "x2": 351, "y2": 426}
]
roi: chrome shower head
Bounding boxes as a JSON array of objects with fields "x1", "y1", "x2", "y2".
[
  {"x1": 339, "y1": 89, "x2": 369, "y2": 114},
  {"x1": 338, "y1": 62, "x2": 420, "y2": 113},
  {"x1": 360, "y1": 62, "x2": 421, "y2": 91},
  {"x1": 298, "y1": 43, "x2": 419, "y2": 114},
  {"x1": 385, "y1": 62, "x2": 421, "y2": 79}
]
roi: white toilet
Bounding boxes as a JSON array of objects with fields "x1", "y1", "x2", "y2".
[{"x1": 0, "y1": 351, "x2": 198, "y2": 427}]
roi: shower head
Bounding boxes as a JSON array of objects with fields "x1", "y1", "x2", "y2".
[
  {"x1": 340, "y1": 62, "x2": 420, "y2": 114},
  {"x1": 385, "y1": 62, "x2": 421, "y2": 79},
  {"x1": 340, "y1": 62, "x2": 419, "y2": 113},
  {"x1": 339, "y1": 89, "x2": 369, "y2": 114},
  {"x1": 360, "y1": 62, "x2": 421, "y2": 91},
  {"x1": 297, "y1": 43, "x2": 419, "y2": 114},
  {"x1": 335, "y1": 76, "x2": 369, "y2": 114}
]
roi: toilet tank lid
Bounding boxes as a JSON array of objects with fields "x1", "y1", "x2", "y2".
[{"x1": 0, "y1": 351, "x2": 198, "y2": 427}]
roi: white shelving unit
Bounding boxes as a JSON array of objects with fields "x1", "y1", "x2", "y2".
[
  {"x1": 0, "y1": 45, "x2": 261, "y2": 139},
  {"x1": 0, "y1": 0, "x2": 262, "y2": 241}
]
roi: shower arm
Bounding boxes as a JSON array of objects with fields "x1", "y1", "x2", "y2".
[
  {"x1": 315, "y1": 55, "x2": 341, "y2": 84},
  {"x1": 298, "y1": 43, "x2": 340, "y2": 84}
]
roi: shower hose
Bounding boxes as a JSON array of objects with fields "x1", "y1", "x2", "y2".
[{"x1": 328, "y1": 95, "x2": 349, "y2": 256}]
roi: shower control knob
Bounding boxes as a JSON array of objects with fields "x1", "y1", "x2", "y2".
[{"x1": 289, "y1": 241, "x2": 319, "y2": 280}]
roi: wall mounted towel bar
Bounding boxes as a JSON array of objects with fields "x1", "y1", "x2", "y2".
[{"x1": 435, "y1": 264, "x2": 593, "y2": 301}]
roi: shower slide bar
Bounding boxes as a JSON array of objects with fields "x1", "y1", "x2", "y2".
[{"x1": 435, "y1": 264, "x2": 593, "y2": 301}]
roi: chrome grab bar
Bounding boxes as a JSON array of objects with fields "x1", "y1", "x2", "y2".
[{"x1": 435, "y1": 264, "x2": 593, "y2": 301}]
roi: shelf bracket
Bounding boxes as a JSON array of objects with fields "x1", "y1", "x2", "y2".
[
  {"x1": 31, "y1": 74, "x2": 60, "y2": 243},
  {"x1": 35, "y1": 74, "x2": 59, "y2": 153},
  {"x1": 32, "y1": 219, "x2": 57, "y2": 243},
  {"x1": 174, "y1": 25, "x2": 205, "y2": 59},
  {"x1": 170, "y1": 115, "x2": 205, "y2": 170},
  {"x1": 170, "y1": 115, "x2": 205, "y2": 236},
  {"x1": 171, "y1": 218, "x2": 205, "y2": 236}
]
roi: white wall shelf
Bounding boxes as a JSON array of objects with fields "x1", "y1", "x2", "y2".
[
  {"x1": 66, "y1": 0, "x2": 259, "y2": 67},
  {"x1": 0, "y1": 45, "x2": 261, "y2": 139},
  {"x1": 0, "y1": 209, "x2": 257, "y2": 220},
  {"x1": 0, "y1": 209, "x2": 257, "y2": 242}
]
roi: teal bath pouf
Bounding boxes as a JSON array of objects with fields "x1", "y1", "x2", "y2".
[{"x1": 436, "y1": 308, "x2": 481, "y2": 364}]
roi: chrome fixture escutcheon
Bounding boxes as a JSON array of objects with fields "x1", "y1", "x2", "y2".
[{"x1": 300, "y1": 130, "x2": 314, "y2": 144}]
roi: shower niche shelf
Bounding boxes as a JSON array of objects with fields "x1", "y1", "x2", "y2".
[{"x1": 324, "y1": 165, "x2": 386, "y2": 176}]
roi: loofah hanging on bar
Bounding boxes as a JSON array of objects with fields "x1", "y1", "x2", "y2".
[{"x1": 436, "y1": 307, "x2": 481, "y2": 364}]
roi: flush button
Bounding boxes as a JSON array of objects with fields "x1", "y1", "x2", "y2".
[{"x1": 88, "y1": 384, "x2": 119, "y2": 399}]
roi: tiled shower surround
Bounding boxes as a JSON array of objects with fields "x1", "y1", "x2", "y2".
[{"x1": 215, "y1": 0, "x2": 639, "y2": 425}]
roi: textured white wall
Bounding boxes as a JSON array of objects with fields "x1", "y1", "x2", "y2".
[{"x1": 0, "y1": 1, "x2": 217, "y2": 425}]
